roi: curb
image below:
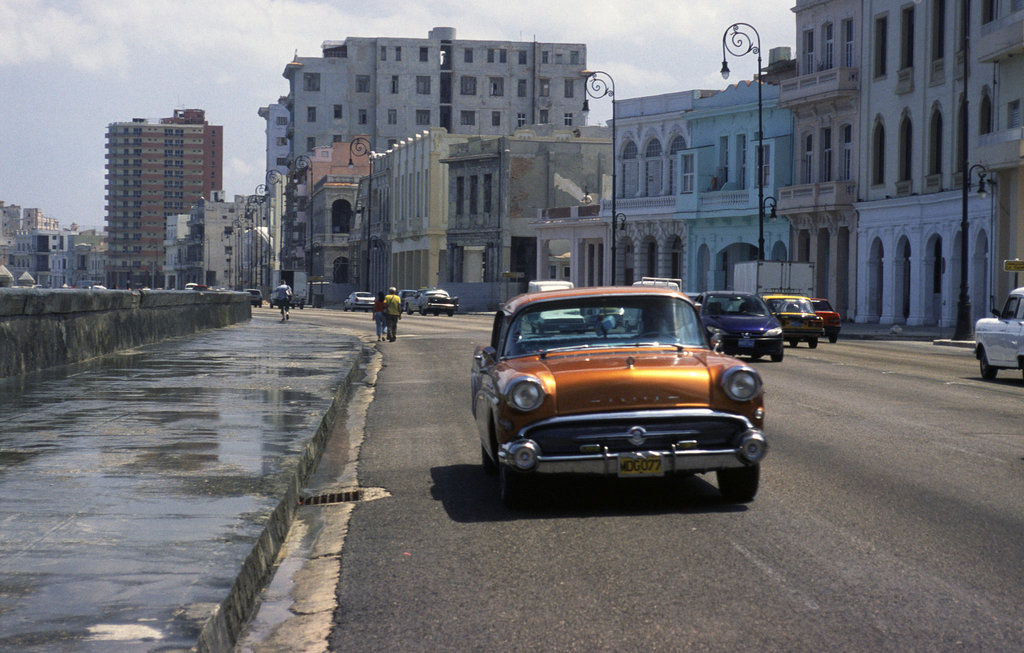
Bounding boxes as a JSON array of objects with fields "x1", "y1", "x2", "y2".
[{"x1": 195, "y1": 340, "x2": 366, "y2": 653}]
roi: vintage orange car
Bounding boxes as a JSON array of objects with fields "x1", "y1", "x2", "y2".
[
  {"x1": 471, "y1": 285, "x2": 767, "y2": 508},
  {"x1": 810, "y1": 297, "x2": 841, "y2": 343}
]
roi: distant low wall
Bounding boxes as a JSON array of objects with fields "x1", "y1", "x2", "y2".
[{"x1": 0, "y1": 288, "x2": 251, "y2": 379}]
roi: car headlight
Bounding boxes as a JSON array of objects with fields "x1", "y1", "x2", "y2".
[
  {"x1": 507, "y1": 377, "x2": 546, "y2": 412},
  {"x1": 722, "y1": 367, "x2": 762, "y2": 402},
  {"x1": 765, "y1": 327, "x2": 782, "y2": 337}
]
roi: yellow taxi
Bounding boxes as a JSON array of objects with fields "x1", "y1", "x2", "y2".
[{"x1": 762, "y1": 294, "x2": 825, "y2": 348}]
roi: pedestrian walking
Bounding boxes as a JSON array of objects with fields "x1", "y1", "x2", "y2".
[
  {"x1": 383, "y1": 286, "x2": 402, "y2": 341},
  {"x1": 373, "y1": 291, "x2": 386, "y2": 341},
  {"x1": 274, "y1": 281, "x2": 293, "y2": 321}
]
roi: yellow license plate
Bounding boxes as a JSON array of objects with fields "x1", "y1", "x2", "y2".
[{"x1": 618, "y1": 453, "x2": 663, "y2": 477}]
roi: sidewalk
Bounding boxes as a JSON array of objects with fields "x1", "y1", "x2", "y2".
[
  {"x1": 839, "y1": 321, "x2": 976, "y2": 348},
  {"x1": 0, "y1": 312, "x2": 364, "y2": 652}
]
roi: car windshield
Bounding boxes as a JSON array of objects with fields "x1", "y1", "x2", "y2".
[
  {"x1": 702, "y1": 294, "x2": 771, "y2": 317},
  {"x1": 503, "y1": 296, "x2": 706, "y2": 357},
  {"x1": 811, "y1": 299, "x2": 832, "y2": 312},
  {"x1": 767, "y1": 297, "x2": 815, "y2": 314}
]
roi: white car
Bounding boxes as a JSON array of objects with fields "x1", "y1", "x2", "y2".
[
  {"x1": 343, "y1": 291, "x2": 375, "y2": 312},
  {"x1": 975, "y1": 287, "x2": 1024, "y2": 382}
]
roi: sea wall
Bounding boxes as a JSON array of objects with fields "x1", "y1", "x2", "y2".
[{"x1": 0, "y1": 289, "x2": 251, "y2": 379}]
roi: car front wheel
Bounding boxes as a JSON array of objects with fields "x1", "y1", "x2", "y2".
[
  {"x1": 498, "y1": 465, "x2": 530, "y2": 509},
  {"x1": 717, "y1": 466, "x2": 759, "y2": 503},
  {"x1": 770, "y1": 350, "x2": 784, "y2": 362},
  {"x1": 807, "y1": 337, "x2": 818, "y2": 349},
  {"x1": 828, "y1": 333, "x2": 839, "y2": 343},
  {"x1": 979, "y1": 348, "x2": 998, "y2": 379}
]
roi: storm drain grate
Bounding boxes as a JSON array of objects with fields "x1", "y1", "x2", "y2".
[{"x1": 299, "y1": 489, "x2": 364, "y2": 506}]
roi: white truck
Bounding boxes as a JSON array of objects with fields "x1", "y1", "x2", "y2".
[
  {"x1": 975, "y1": 287, "x2": 1024, "y2": 382},
  {"x1": 732, "y1": 261, "x2": 815, "y2": 296}
]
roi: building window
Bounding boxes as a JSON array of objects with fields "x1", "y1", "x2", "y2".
[
  {"x1": 539, "y1": 78, "x2": 550, "y2": 97},
  {"x1": 416, "y1": 76, "x2": 431, "y2": 94},
  {"x1": 358, "y1": 109, "x2": 367, "y2": 125},
  {"x1": 387, "y1": 109, "x2": 397, "y2": 125},
  {"x1": 380, "y1": 46, "x2": 387, "y2": 61},
  {"x1": 517, "y1": 112, "x2": 527, "y2": 127},
  {"x1": 487, "y1": 48, "x2": 495, "y2": 63},
  {"x1": 517, "y1": 79, "x2": 527, "y2": 97},
  {"x1": 929, "y1": 111, "x2": 943, "y2": 175},
  {"x1": 395, "y1": 46, "x2": 402, "y2": 61},
  {"x1": 483, "y1": 174, "x2": 493, "y2": 212},
  {"x1": 802, "y1": 29, "x2": 815, "y2": 73},
  {"x1": 420, "y1": 46, "x2": 429, "y2": 62},
  {"x1": 564, "y1": 79, "x2": 574, "y2": 98},
  {"x1": 391, "y1": 75, "x2": 399, "y2": 93},
  {"x1": 489, "y1": 77, "x2": 504, "y2": 96},
  {"x1": 874, "y1": 15, "x2": 888, "y2": 78},
  {"x1": 820, "y1": 127, "x2": 833, "y2": 182},
  {"x1": 469, "y1": 175, "x2": 478, "y2": 213},
  {"x1": 303, "y1": 73, "x2": 320, "y2": 92},
  {"x1": 542, "y1": 51, "x2": 549, "y2": 64},
  {"x1": 981, "y1": 0, "x2": 997, "y2": 23},
  {"x1": 899, "y1": 116, "x2": 912, "y2": 182},
  {"x1": 570, "y1": 50, "x2": 580, "y2": 64},
  {"x1": 931, "y1": 0, "x2": 946, "y2": 62},
  {"x1": 822, "y1": 22, "x2": 834, "y2": 70},
  {"x1": 841, "y1": 124, "x2": 853, "y2": 180},
  {"x1": 460, "y1": 76, "x2": 477, "y2": 95},
  {"x1": 518, "y1": 50, "x2": 527, "y2": 65},
  {"x1": 900, "y1": 6, "x2": 915, "y2": 70},
  {"x1": 802, "y1": 133, "x2": 814, "y2": 184},
  {"x1": 416, "y1": 109, "x2": 430, "y2": 126},
  {"x1": 460, "y1": 110, "x2": 476, "y2": 126},
  {"x1": 307, "y1": 136, "x2": 316, "y2": 151},
  {"x1": 872, "y1": 121, "x2": 886, "y2": 185},
  {"x1": 539, "y1": 109, "x2": 549, "y2": 124},
  {"x1": 668, "y1": 135, "x2": 685, "y2": 194},
  {"x1": 491, "y1": 111, "x2": 501, "y2": 127},
  {"x1": 564, "y1": 113, "x2": 573, "y2": 126},
  {"x1": 333, "y1": 104, "x2": 343, "y2": 119},
  {"x1": 1009, "y1": 100, "x2": 1022, "y2": 129},
  {"x1": 456, "y1": 176, "x2": 464, "y2": 215},
  {"x1": 843, "y1": 19, "x2": 855, "y2": 67},
  {"x1": 307, "y1": 106, "x2": 317, "y2": 122},
  {"x1": 356, "y1": 75, "x2": 370, "y2": 92},
  {"x1": 980, "y1": 91, "x2": 993, "y2": 134}
]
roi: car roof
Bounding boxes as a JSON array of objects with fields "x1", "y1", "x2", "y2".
[{"x1": 502, "y1": 285, "x2": 691, "y2": 315}]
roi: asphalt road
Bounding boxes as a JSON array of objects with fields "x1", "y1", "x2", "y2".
[{"x1": 269, "y1": 310, "x2": 1024, "y2": 651}]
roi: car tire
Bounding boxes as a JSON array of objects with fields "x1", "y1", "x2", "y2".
[
  {"x1": 717, "y1": 465, "x2": 759, "y2": 503},
  {"x1": 788, "y1": 339, "x2": 799, "y2": 348},
  {"x1": 808, "y1": 338, "x2": 818, "y2": 349},
  {"x1": 447, "y1": 311, "x2": 454, "y2": 317},
  {"x1": 770, "y1": 350, "x2": 784, "y2": 362},
  {"x1": 481, "y1": 443, "x2": 497, "y2": 476},
  {"x1": 979, "y1": 348, "x2": 998, "y2": 379},
  {"x1": 828, "y1": 334, "x2": 839, "y2": 343},
  {"x1": 420, "y1": 306, "x2": 427, "y2": 316},
  {"x1": 499, "y1": 464, "x2": 529, "y2": 509}
]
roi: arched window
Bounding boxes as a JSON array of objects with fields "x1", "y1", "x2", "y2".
[
  {"x1": 872, "y1": 120, "x2": 886, "y2": 186},
  {"x1": 332, "y1": 199, "x2": 353, "y2": 233},
  {"x1": 802, "y1": 133, "x2": 814, "y2": 184},
  {"x1": 898, "y1": 115, "x2": 913, "y2": 183},
  {"x1": 929, "y1": 109, "x2": 943, "y2": 176},
  {"x1": 979, "y1": 89, "x2": 993, "y2": 135},
  {"x1": 644, "y1": 139, "x2": 663, "y2": 196},
  {"x1": 667, "y1": 135, "x2": 686, "y2": 194},
  {"x1": 621, "y1": 139, "x2": 639, "y2": 198}
]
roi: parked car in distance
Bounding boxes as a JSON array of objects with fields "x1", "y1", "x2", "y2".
[
  {"x1": 975, "y1": 287, "x2": 1024, "y2": 382},
  {"x1": 762, "y1": 294, "x2": 824, "y2": 348},
  {"x1": 343, "y1": 291, "x2": 375, "y2": 311},
  {"x1": 810, "y1": 298, "x2": 841, "y2": 343},
  {"x1": 407, "y1": 288, "x2": 459, "y2": 316},
  {"x1": 245, "y1": 289, "x2": 263, "y2": 308},
  {"x1": 398, "y1": 289, "x2": 418, "y2": 313},
  {"x1": 695, "y1": 291, "x2": 784, "y2": 362},
  {"x1": 471, "y1": 285, "x2": 768, "y2": 508}
]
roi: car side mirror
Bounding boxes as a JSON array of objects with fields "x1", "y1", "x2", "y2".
[
  {"x1": 992, "y1": 308, "x2": 1001, "y2": 318},
  {"x1": 708, "y1": 331, "x2": 723, "y2": 353},
  {"x1": 474, "y1": 346, "x2": 497, "y2": 368}
]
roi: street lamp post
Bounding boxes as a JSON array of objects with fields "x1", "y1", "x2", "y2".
[
  {"x1": 953, "y1": 2, "x2": 975, "y2": 341},
  {"x1": 721, "y1": 22, "x2": 765, "y2": 261},
  {"x1": 583, "y1": 70, "x2": 617, "y2": 285},
  {"x1": 348, "y1": 137, "x2": 373, "y2": 289}
]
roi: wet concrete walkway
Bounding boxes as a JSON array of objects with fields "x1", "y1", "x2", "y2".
[{"x1": 0, "y1": 312, "x2": 362, "y2": 652}]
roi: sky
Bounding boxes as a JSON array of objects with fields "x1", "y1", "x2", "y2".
[{"x1": 0, "y1": 0, "x2": 795, "y2": 232}]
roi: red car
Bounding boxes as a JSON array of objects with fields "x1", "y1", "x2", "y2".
[{"x1": 810, "y1": 298, "x2": 841, "y2": 343}]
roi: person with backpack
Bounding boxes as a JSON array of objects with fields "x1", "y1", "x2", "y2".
[
  {"x1": 383, "y1": 287, "x2": 402, "y2": 341},
  {"x1": 274, "y1": 281, "x2": 293, "y2": 321}
]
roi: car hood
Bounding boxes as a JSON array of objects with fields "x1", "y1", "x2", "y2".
[
  {"x1": 702, "y1": 314, "x2": 779, "y2": 334},
  {"x1": 525, "y1": 348, "x2": 713, "y2": 412}
]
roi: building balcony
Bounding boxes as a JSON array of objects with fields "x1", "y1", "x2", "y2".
[
  {"x1": 778, "y1": 67, "x2": 859, "y2": 109},
  {"x1": 777, "y1": 180, "x2": 858, "y2": 214},
  {"x1": 976, "y1": 127, "x2": 1024, "y2": 170},
  {"x1": 978, "y1": 14, "x2": 1024, "y2": 63}
]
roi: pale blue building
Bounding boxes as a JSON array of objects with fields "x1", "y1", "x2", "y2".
[{"x1": 677, "y1": 80, "x2": 793, "y2": 293}]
